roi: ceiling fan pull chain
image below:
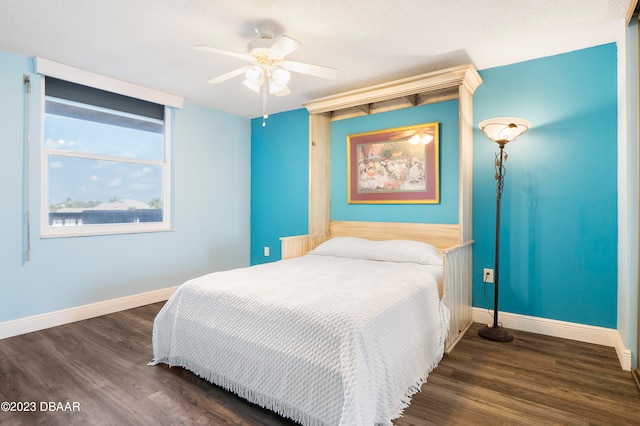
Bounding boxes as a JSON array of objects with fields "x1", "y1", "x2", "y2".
[{"x1": 262, "y1": 73, "x2": 268, "y2": 127}]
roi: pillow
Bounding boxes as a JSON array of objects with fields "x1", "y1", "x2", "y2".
[{"x1": 308, "y1": 237, "x2": 443, "y2": 266}]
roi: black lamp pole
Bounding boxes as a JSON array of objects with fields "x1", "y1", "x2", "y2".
[
  {"x1": 478, "y1": 140, "x2": 514, "y2": 342},
  {"x1": 477, "y1": 118, "x2": 529, "y2": 342}
]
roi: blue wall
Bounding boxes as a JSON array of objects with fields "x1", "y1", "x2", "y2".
[
  {"x1": 250, "y1": 44, "x2": 618, "y2": 329},
  {"x1": 250, "y1": 108, "x2": 309, "y2": 264},
  {"x1": 0, "y1": 50, "x2": 251, "y2": 323},
  {"x1": 473, "y1": 44, "x2": 618, "y2": 328},
  {"x1": 331, "y1": 101, "x2": 459, "y2": 223},
  {"x1": 0, "y1": 42, "x2": 621, "y2": 332}
]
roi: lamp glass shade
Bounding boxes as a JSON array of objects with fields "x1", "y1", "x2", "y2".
[
  {"x1": 243, "y1": 79, "x2": 261, "y2": 93},
  {"x1": 268, "y1": 67, "x2": 291, "y2": 94},
  {"x1": 243, "y1": 66, "x2": 264, "y2": 93},
  {"x1": 268, "y1": 79, "x2": 287, "y2": 94},
  {"x1": 271, "y1": 67, "x2": 291, "y2": 85},
  {"x1": 479, "y1": 117, "x2": 530, "y2": 143},
  {"x1": 245, "y1": 66, "x2": 263, "y2": 83}
]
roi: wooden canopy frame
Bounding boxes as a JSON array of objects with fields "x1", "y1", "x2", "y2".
[{"x1": 282, "y1": 64, "x2": 482, "y2": 352}]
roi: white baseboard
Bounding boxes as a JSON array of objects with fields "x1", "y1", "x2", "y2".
[
  {"x1": 0, "y1": 286, "x2": 178, "y2": 340},
  {"x1": 614, "y1": 332, "x2": 633, "y2": 371},
  {"x1": 472, "y1": 308, "x2": 632, "y2": 371}
]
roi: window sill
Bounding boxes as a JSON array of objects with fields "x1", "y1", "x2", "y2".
[{"x1": 40, "y1": 225, "x2": 175, "y2": 239}]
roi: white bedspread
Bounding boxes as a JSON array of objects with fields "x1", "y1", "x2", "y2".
[{"x1": 151, "y1": 254, "x2": 449, "y2": 425}]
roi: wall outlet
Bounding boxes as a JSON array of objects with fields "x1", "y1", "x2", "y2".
[
  {"x1": 483, "y1": 268, "x2": 494, "y2": 283},
  {"x1": 264, "y1": 246, "x2": 270, "y2": 257}
]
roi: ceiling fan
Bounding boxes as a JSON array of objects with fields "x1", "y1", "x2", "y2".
[{"x1": 194, "y1": 23, "x2": 338, "y2": 112}]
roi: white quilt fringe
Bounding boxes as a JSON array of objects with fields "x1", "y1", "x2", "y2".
[{"x1": 150, "y1": 356, "x2": 328, "y2": 426}]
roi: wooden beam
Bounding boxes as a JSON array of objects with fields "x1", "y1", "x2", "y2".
[
  {"x1": 354, "y1": 104, "x2": 370, "y2": 114},
  {"x1": 626, "y1": 0, "x2": 639, "y2": 26},
  {"x1": 303, "y1": 64, "x2": 482, "y2": 114},
  {"x1": 308, "y1": 113, "x2": 331, "y2": 235},
  {"x1": 403, "y1": 94, "x2": 418, "y2": 106}
]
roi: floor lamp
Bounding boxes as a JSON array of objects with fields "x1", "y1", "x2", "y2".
[{"x1": 478, "y1": 117, "x2": 530, "y2": 342}]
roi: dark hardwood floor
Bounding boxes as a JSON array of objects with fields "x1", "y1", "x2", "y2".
[{"x1": 0, "y1": 302, "x2": 637, "y2": 425}]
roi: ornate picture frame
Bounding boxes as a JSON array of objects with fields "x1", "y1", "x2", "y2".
[{"x1": 347, "y1": 122, "x2": 440, "y2": 204}]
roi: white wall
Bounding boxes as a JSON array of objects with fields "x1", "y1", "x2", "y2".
[{"x1": 619, "y1": 18, "x2": 639, "y2": 369}]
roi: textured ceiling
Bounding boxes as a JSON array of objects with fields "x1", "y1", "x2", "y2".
[{"x1": 0, "y1": 0, "x2": 634, "y2": 118}]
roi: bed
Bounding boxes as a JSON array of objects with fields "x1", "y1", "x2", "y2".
[
  {"x1": 151, "y1": 236, "x2": 454, "y2": 425},
  {"x1": 281, "y1": 221, "x2": 474, "y2": 355},
  {"x1": 152, "y1": 65, "x2": 479, "y2": 424}
]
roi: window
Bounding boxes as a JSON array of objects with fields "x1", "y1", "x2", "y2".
[{"x1": 42, "y1": 77, "x2": 171, "y2": 237}]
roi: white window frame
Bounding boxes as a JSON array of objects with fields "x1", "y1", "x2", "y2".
[
  {"x1": 35, "y1": 58, "x2": 181, "y2": 238},
  {"x1": 40, "y1": 105, "x2": 173, "y2": 238}
]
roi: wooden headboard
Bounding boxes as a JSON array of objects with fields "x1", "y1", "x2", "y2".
[
  {"x1": 281, "y1": 220, "x2": 462, "y2": 259},
  {"x1": 329, "y1": 221, "x2": 460, "y2": 251}
]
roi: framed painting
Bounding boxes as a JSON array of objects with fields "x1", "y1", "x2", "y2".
[{"x1": 347, "y1": 122, "x2": 440, "y2": 204}]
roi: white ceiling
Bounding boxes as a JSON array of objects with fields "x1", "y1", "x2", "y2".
[{"x1": 0, "y1": 0, "x2": 634, "y2": 119}]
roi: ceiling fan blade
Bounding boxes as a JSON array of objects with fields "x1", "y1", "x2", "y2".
[
  {"x1": 207, "y1": 66, "x2": 250, "y2": 84},
  {"x1": 268, "y1": 35, "x2": 302, "y2": 58},
  {"x1": 281, "y1": 60, "x2": 338, "y2": 80},
  {"x1": 193, "y1": 45, "x2": 253, "y2": 61}
]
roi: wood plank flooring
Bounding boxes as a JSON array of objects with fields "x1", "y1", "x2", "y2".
[{"x1": 0, "y1": 302, "x2": 638, "y2": 425}]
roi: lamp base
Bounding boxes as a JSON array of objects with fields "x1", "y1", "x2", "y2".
[{"x1": 478, "y1": 325, "x2": 514, "y2": 342}]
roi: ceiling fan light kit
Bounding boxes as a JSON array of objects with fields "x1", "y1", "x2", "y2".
[
  {"x1": 269, "y1": 67, "x2": 291, "y2": 91},
  {"x1": 242, "y1": 69, "x2": 262, "y2": 93},
  {"x1": 195, "y1": 22, "x2": 337, "y2": 126}
]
